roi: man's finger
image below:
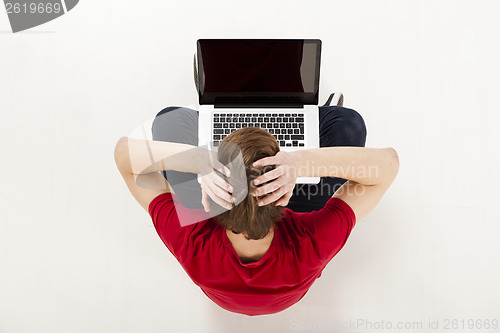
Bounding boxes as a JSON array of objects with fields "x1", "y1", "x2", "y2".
[
  {"x1": 208, "y1": 176, "x2": 234, "y2": 203},
  {"x1": 258, "y1": 187, "x2": 288, "y2": 206},
  {"x1": 204, "y1": 185, "x2": 233, "y2": 210},
  {"x1": 252, "y1": 155, "x2": 279, "y2": 168},
  {"x1": 253, "y1": 177, "x2": 284, "y2": 197},
  {"x1": 210, "y1": 172, "x2": 234, "y2": 193},
  {"x1": 252, "y1": 167, "x2": 283, "y2": 187},
  {"x1": 201, "y1": 191, "x2": 210, "y2": 212},
  {"x1": 275, "y1": 191, "x2": 293, "y2": 207}
]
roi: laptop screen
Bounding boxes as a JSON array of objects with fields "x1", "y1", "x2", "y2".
[{"x1": 197, "y1": 39, "x2": 321, "y2": 106}]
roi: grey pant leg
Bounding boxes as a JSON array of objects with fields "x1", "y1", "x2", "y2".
[
  {"x1": 286, "y1": 106, "x2": 367, "y2": 212},
  {"x1": 151, "y1": 106, "x2": 203, "y2": 209}
]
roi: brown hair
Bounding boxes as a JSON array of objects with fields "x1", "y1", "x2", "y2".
[{"x1": 215, "y1": 127, "x2": 285, "y2": 240}]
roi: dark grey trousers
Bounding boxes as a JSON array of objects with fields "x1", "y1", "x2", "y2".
[{"x1": 152, "y1": 106, "x2": 367, "y2": 212}]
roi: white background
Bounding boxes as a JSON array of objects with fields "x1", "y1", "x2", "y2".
[{"x1": 1, "y1": 0, "x2": 499, "y2": 332}]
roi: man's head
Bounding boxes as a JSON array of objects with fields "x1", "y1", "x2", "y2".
[{"x1": 216, "y1": 127, "x2": 285, "y2": 240}]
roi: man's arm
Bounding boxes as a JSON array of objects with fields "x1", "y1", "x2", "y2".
[
  {"x1": 293, "y1": 147, "x2": 399, "y2": 221},
  {"x1": 253, "y1": 147, "x2": 399, "y2": 222},
  {"x1": 114, "y1": 137, "x2": 232, "y2": 212},
  {"x1": 116, "y1": 137, "x2": 202, "y2": 175},
  {"x1": 114, "y1": 138, "x2": 177, "y2": 212}
]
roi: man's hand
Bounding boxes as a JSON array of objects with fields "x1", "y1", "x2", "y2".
[{"x1": 251, "y1": 151, "x2": 297, "y2": 207}]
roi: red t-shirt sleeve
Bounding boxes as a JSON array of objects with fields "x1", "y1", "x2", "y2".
[
  {"x1": 297, "y1": 197, "x2": 356, "y2": 265},
  {"x1": 148, "y1": 192, "x2": 210, "y2": 261}
]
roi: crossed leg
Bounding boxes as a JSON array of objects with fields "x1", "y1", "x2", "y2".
[
  {"x1": 286, "y1": 106, "x2": 367, "y2": 212},
  {"x1": 151, "y1": 105, "x2": 367, "y2": 212}
]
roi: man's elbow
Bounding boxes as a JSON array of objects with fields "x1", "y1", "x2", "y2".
[
  {"x1": 385, "y1": 147, "x2": 399, "y2": 180},
  {"x1": 114, "y1": 137, "x2": 131, "y2": 172}
]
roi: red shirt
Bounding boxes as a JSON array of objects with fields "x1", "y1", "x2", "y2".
[{"x1": 149, "y1": 192, "x2": 356, "y2": 316}]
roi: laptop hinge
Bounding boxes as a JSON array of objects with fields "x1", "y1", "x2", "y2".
[{"x1": 214, "y1": 103, "x2": 304, "y2": 108}]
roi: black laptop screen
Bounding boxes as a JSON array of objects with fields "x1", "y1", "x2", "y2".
[{"x1": 197, "y1": 39, "x2": 321, "y2": 106}]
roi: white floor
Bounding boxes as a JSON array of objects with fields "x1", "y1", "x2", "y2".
[{"x1": 1, "y1": 1, "x2": 499, "y2": 332}]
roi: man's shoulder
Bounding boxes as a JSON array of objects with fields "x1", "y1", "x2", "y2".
[
  {"x1": 275, "y1": 209, "x2": 310, "y2": 237},
  {"x1": 280, "y1": 198, "x2": 355, "y2": 234}
]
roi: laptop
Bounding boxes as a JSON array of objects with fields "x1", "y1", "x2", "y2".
[{"x1": 197, "y1": 39, "x2": 321, "y2": 184}]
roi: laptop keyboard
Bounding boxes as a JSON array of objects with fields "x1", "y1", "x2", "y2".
[{"x1": 212, "y1": 113, "x2": 305, "y2": 147}]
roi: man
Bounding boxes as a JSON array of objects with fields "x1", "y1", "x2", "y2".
[{"x1": 114, "y1": 106, "x2": 399, "y2": 316}]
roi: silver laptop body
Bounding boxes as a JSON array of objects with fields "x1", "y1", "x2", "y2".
[{"x1": 197, "y1": 39, "x2": 321, "y2": 184}]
